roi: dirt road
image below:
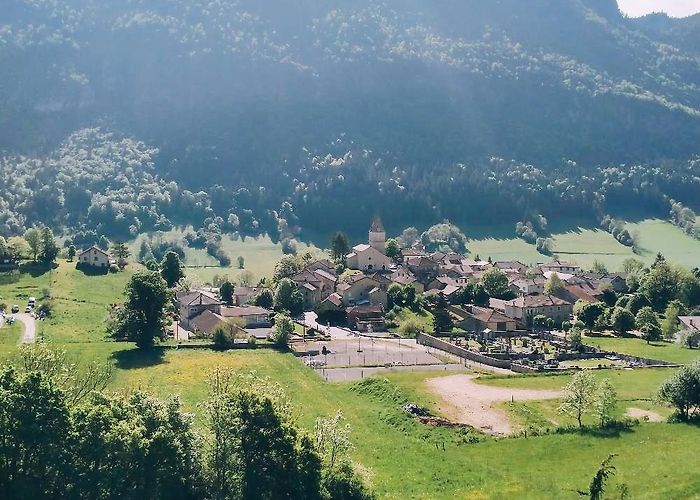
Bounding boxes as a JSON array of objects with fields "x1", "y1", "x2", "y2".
[
  {"x1": 17, "y1": 313, "x2": 37, "y2": 344},
  {"x1": 426, "y1": 374, "x2": 561, "y2": 435}
]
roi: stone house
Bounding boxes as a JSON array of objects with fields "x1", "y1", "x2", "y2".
[
  {"x1": 347, "y1": 305, "x2": 386, "y2": 332},
  {"x1": 176, "y1": 290, "x2": 222, "y2": 330},
  {"x1": 450, "y1": 305, "x2": 517, "y2": 333},
  {"x1": 503, "y1": 294, "x2": 573, "y2": 328},
  {"x1": 79, "y1": 246, "x2": 112, "y2": 268}
]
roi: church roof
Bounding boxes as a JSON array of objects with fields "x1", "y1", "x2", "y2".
[{"x1": 370, "y1": 217, "x2": 385, "y2": 233}]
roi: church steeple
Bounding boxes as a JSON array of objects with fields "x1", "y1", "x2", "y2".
[{"x1": 369, "y1": 217, "x2": 386, "y2": 254}]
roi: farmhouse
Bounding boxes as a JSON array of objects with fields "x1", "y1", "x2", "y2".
[
  {"x1": 79, "y1": 246, "x2": 112, "y2": 268},
  {"x1": 176, "y1": 290, "x2": 222, "y2": 330}
]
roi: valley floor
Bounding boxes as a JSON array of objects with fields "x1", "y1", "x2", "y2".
[{"x1": 1, "y1": 247, "x2": 699, "y2": 498}]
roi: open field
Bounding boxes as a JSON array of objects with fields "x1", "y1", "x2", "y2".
[
  {"x1": 130, "y1": 228, "x2": 325, "y2": 284},
  {"x1": 0, "y1": 261, "x2": 138, "y2": 344},
  {"x1": 468, "y1": 218, "x2": 700, "y2": 270},
  {"x1": 626, "y1": 219, "x2": 700, "y2": 269},
  {"x1": 583, "y1": 334, "x2": 700, "y2": 365},
  {"x1": 0, "y1": 323, "x2": 21, "y2": 347},
  {"x1": 106, "y1": 351, "x2": 700, "y2": 498}
]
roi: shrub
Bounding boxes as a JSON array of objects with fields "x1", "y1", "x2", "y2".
[{"x1": 212, "y1": 325, "x2": 236, "y2": 350}]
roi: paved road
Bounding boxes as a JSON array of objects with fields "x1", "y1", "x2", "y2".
[{"x1": 17, "y1": 313, "x2": 37, "y2": 344}]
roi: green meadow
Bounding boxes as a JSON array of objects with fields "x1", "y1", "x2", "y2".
[{"x1": 468, "y1": 218, "x2": 700, "y2": 270}]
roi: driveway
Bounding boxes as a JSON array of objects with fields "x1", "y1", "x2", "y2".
[
  {"x1": 17, "y1": 313, "x2": 37, "y2": 344},
  {"x1": 301, "y1": 312, "x2": 357, "y2": 339}
]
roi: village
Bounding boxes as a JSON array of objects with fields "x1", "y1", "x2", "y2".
[{"x1": 163, "y1": 219, "x2": 697, "y2": 379}]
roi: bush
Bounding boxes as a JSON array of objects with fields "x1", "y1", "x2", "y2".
[
  {"x1": 398, "y1": 318, "x2": 423, "y2": 338},
  {"x1": 658, "y1": 362, "x2": 700, "y2": 420},
  {"x1": 37, "y1": 300, "x2": 53, "y2": 317},
  {"x1": 212, "y1": 326, "x2": 236, "y2": 350}
]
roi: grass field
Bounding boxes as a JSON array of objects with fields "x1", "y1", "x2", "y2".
[
  {"x1": 0, "y1": 260, "x2": 138, "y2": 344},
  {"x1": 468, "y1": 218, "x2": 700, "y2": 270},
  {"x1": 105, "y1": 349, "x2": 700, "y2": 498},
  {"x1": 583, "y1": 334, "x2": 700, "y2": 365},
  {"x1": 130, "y1": 228, "x2": 325, "y2": 284}
]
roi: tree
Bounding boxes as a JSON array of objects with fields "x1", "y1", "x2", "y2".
[
  {"x1": 662, "y1": 300, "x2": 687, "y2": 341},
  {"x1": 239, "y1": 270, "x2": 255, "y2": 287},
  {"x1": 626, "y1": 293, "x2": 651, "y2": 315},
  {"x1": 237, "y1": 255, "x2": 245, "y2": 269},
  {"x1": 254, "y1": 289, "x2": 274, "y2": 309},
  {"x1": 590, "y1": 260, "x2": 608, "y2": 274},
  {"x1": 38, "y1": 227, "x2": 59, "y2": 264},
  {"x1": 657, "y1": 362, "x2": 700, "y2": 420},
  {"x1": 384, "y1": 238, "x2": 400, "y2": 260},
  {"x1": 578, "y1": 455, "x2": 617, "y2": 500},
  {"x1": 559, "y1": 370, "x2": 597, "y2": 427},
  {"x1": 109, "y1": 271, "x2": 171, "y2": 349},
  {"x1": 635, "y1": 306, "x2": 661, "y2": 343},
  {"x1": 67, "y1": 245, "x2": 76, "y2": 262},
  {"x1": 677, "y1": 329, "x2": 700, "y2": 349},
  {"x1": 481, "y1": 267, "x2": 510, "y2": 299},
  {"x1": 610, "y1": 307, "x2": 635, "y2": 336},
  {"x1": 72, "y1": 391, "x2": 204, "y2": 498},
  {"x1": 97, "y1": 235, "x2": 110, "y2": 251},
  {"x1": 593, "y1": 379, "x2": 617, "y2": 427},
  {"x1": 577, "y1": 302, "x2": 606, "y2": 331},
  {"x1": 315, "y1": 410, "x2": 353, "y2": 472},
  {"x1": 432, "y1": 295, "x2": 454, "y2": 334},
  {"x1": 220, "y1": 281, "x2": 234, "y2": 305},
  {"x1": 24, "y1": 227, "x2": 41, "y2": 262},
  {"x1": 274, "y1": 255, "x2": 302, "y2": 282},
  {"x1": 212, "y1": 320, "x2": 244, "y2": 350},
  {"x1": 621, "y1": 258, "x2": 645, "y2": 275},
  {"x1": 397, "y1": 227, "x2": 420, "y2": 249},
  {"x1": 274, "y1": 278, "x2": 304, "y2": 316},
  {"x1": 111, "y1": 241, "x2": 131, "y2": 261},
  {"x1": 387, "y1": 283, "x2": 405, "y2": 309},
  {"x1": 161, "y1": 251, "x2": 185, "y2": 288},
  {"x1": 568, "y1": 327, "x2": 584, "y2": 352},
  {"x1": 330, "y1": 232, "x2": 350, "y2": 264},
  {"x1": 0, "y1": 368, "x2": 74, "y2": 498},
  {"x1": 204, "y1": 370, "x2": 323, "y2": 500},
  {"x1": 545, "y1": 273, "x2": 565, "y2": 294},
  {"x1": 640, "y1": 259, "x2": 678, "y2": 311},
  {"x1": 271, "y1": 313, "x2": 294, "y2": 347}
]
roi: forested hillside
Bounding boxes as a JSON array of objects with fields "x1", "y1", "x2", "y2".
[{"x1": 1, "y1": 0, "x2": 699, "y2": 242}]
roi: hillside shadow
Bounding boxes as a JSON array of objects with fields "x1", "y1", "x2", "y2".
[
  {"x1": 111, "y1": 346, "x2": 167, "y2": 369},
  {"x1": 18, "y1": 262, "x2": 56, "y2": 277},
  {"x1": 75, "y1": 264, "x2": 110, "y2": 276}
]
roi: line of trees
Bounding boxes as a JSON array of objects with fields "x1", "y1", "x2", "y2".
[{"x1": 0, "y1": 347, "x2": 373, "y2": 499}]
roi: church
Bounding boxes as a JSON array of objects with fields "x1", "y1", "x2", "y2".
[{"x1": 346, "y1": 218, "x2": 393, "y2": 272}]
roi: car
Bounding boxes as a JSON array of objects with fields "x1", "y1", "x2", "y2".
[
  {"x1": 28, "y1": 297, "x2": 36, "y2": 306},
  {"x1": 24, "y1": 306, "x2": 32, "y2": 313},
  {"x1": 11, "y1": 305, "x2": 19, "y2": 313}
]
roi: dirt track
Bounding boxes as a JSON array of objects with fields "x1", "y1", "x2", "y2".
[{"x1": 426, "y1": 374, "x2": 561, "y2": 435}]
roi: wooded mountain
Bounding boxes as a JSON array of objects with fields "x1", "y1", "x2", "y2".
[{"x1": 1, "y1": 0, "x2": 699, "y2": 240}]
